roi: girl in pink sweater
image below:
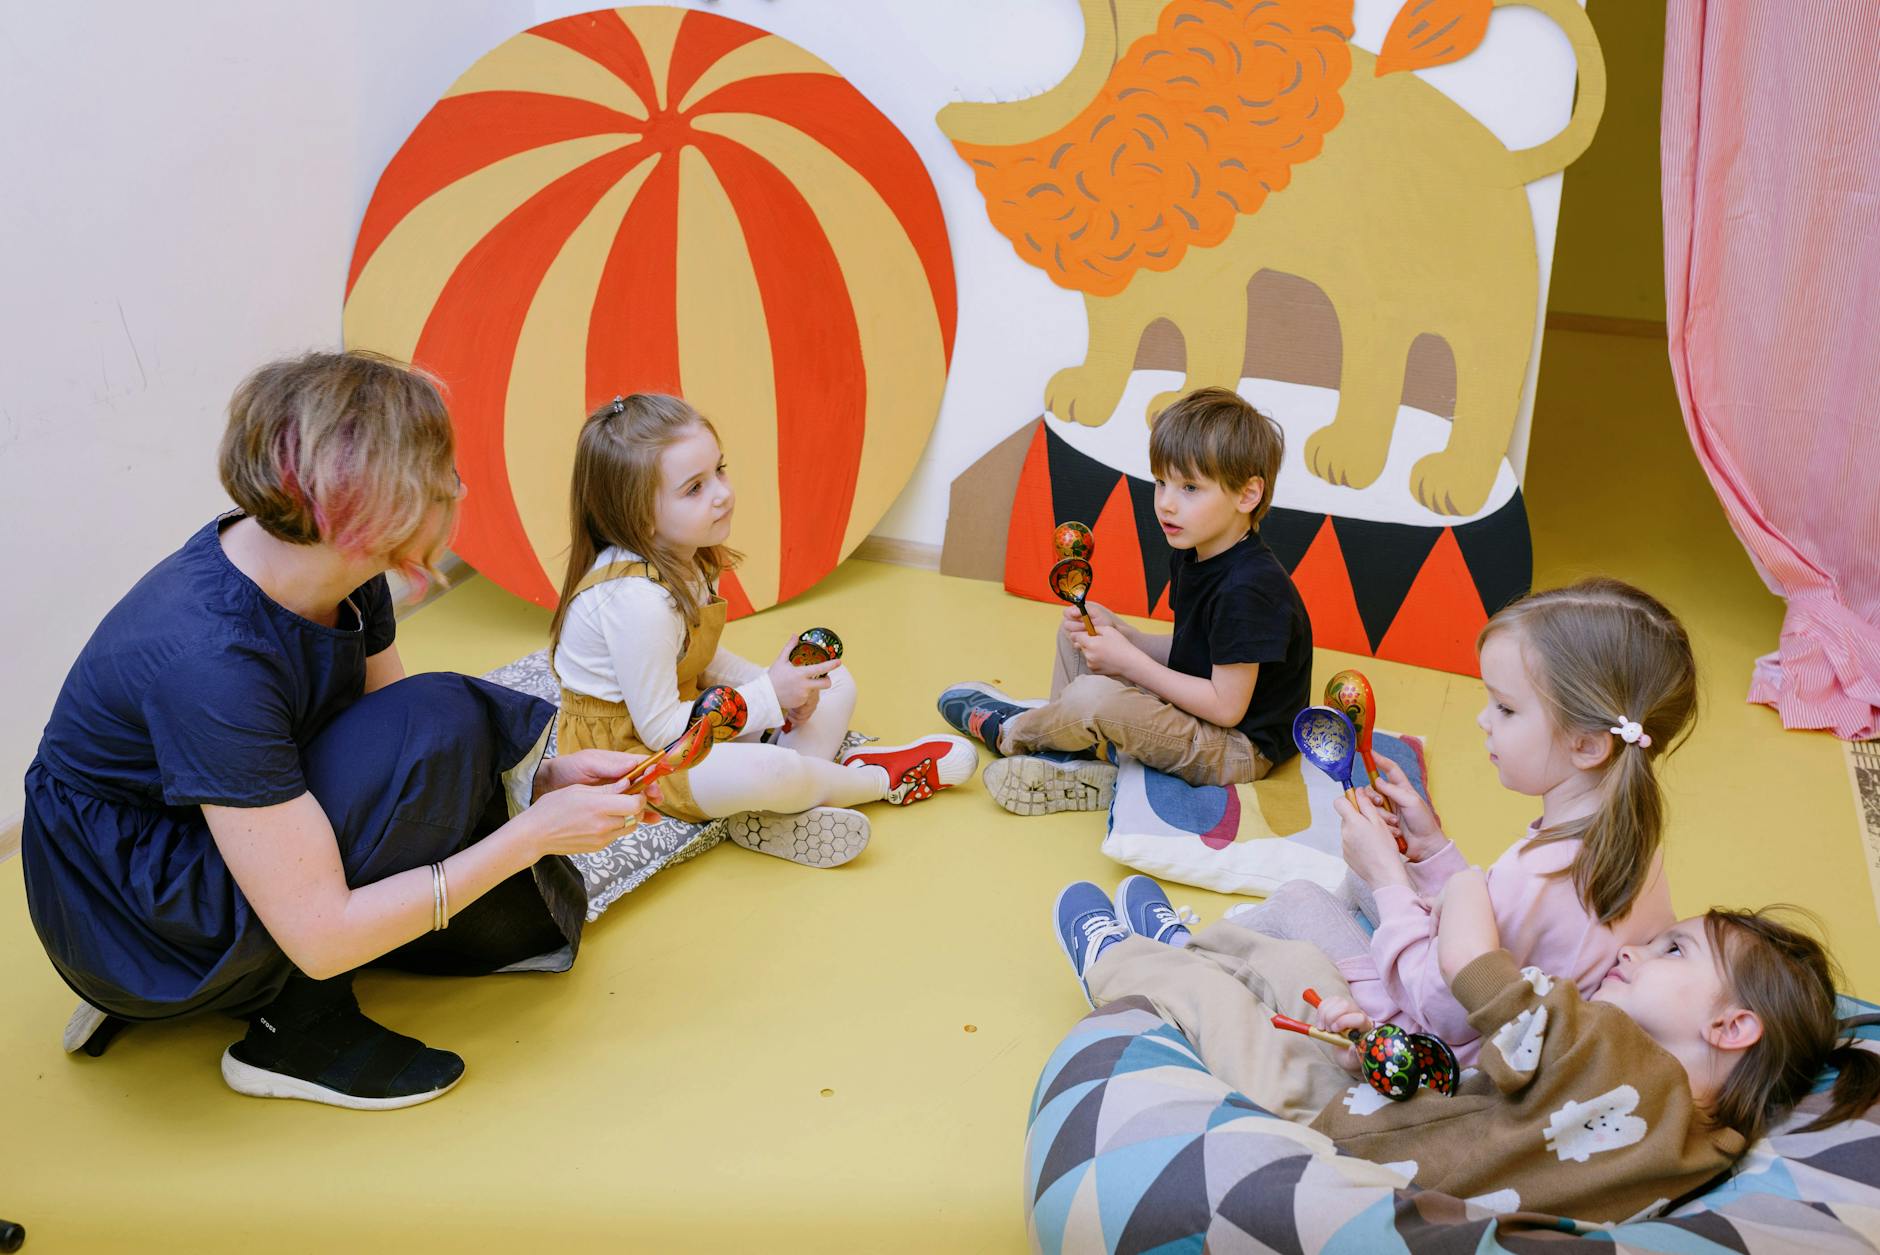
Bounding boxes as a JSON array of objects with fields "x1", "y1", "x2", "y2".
[{"x1": 1233, "y1": 578, "x2": 1696, "y2": 1067}]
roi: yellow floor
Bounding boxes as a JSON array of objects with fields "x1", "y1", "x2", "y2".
[{"x1": 2, "y1": 329, "x2": 1871, "y2": 1251}]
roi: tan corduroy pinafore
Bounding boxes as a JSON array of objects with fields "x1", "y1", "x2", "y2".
[{"x1": 555, "y1": 560, "x2": 726, "y2": 823}]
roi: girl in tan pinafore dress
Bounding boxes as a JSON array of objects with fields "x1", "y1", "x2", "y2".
[{"x1": 547, "y1": 395, "x2": 978, "y2": 868}]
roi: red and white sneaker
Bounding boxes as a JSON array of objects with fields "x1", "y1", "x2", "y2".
[{"x1": 841, "y1": 735, "x2": 977, "y2": 806}]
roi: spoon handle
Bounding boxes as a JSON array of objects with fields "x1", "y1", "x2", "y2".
[{"x1": 1271, "y1": 1013, "x2": 1355, "y2": 1049}]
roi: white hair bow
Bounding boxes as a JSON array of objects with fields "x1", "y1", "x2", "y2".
[{"x1": 1609, "y1": 718, "x2": 1653, "y2": 749}]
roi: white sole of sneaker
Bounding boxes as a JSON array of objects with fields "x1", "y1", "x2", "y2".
[
  {"x1": 62, "y1": 1001, "x2": 107, "y2": 1054},
  {"x1": 219, "y1": 1048, "x2": 462, "y2": 1110},
  {"x1": 985, "y1": 756, "x2": 1118, "y2": 816},
  {"x1": 726, "y1": 807, "x2": 869, "y2": 867}
]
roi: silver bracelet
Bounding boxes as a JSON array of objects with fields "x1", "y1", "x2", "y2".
[{"x1": 438, "y1": 861, "x2": 451, "y2": 930}]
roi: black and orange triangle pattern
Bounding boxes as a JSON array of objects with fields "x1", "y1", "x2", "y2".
[{"x1": 1003, "y1": 424, "x2": 1531, "y2": 677}]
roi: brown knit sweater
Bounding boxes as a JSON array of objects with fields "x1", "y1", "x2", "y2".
[{"x1": 1309, "y1": 949, "x2": 1747, "y2": 1223}]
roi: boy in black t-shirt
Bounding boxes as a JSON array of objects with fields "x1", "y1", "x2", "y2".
[{"x1": 938, "y1": 388, "x2": 1313, "y2": 815}]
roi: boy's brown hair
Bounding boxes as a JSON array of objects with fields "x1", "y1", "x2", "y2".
[{"x1": 1148, "y1": 387, "x2": 1284, "y2": 526}]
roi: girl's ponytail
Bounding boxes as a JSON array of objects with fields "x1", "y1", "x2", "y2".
[
  {"x1": 1705, "y1": 908, "x2": 1880, "y2": 1144},
  {"x1": 1573, "y1": 738, "x2": 1662, "y2": 924},
  {"x1": 1803, "y1": 1042, "x2": 1880, "y2": 1136},
  {"x1": 1479, "y1": 577, "x2": 1697, "y2": 923}
]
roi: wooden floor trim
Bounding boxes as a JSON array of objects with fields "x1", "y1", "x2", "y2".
[{"x1": 1545, "y1": 311, "x2": 1668, "y2": 339}]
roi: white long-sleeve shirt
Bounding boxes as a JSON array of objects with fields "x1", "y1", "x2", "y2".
[{"x1": 552, "y1": 547, "x2": 783, "y2": 750}]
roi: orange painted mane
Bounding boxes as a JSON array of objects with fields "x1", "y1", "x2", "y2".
[{"x1": 954, "y1": 0, "x2": 1355, "y2": 297}]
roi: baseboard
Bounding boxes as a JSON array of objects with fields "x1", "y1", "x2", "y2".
[
  {"x1": 1, "y1": 814, "x2": 20, "y2": 863},
  {"x1": 851, "y1": 535, "x2": 942, "y2": 571},
  {"x1": 1545, "y1": 312, "x2": 1668, "y2": 339}
]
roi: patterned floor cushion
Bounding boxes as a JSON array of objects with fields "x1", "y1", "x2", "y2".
[
  {"x1": 482, "y1": 650, "x2": 873, "y2": 919},
  {"x1": 1104, "y1": 731, "x2": 1430, "y2": 898},
  {"x1": 1026, "y1": 996, "x2": 1880, "y2": 1253},
  {"x1": 483, "y1": 650, "x2": 727, "y2": 920}
]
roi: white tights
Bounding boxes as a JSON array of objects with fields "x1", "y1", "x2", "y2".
[{"x1": 685, "y1": 666, "x2": 888, "y2": 816}]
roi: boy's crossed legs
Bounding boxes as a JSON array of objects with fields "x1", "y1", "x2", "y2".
[{"x1": 941, "y1": 627, "x2": 1269, "y2": 815}]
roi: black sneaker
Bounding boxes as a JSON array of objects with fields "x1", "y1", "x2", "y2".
[{"x1": 220, "y1": 975, "x2": 464, "y2": 1110}]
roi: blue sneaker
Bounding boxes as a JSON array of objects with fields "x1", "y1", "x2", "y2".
[
  {"x1": 1116, "y1": 875, "x2": 1195, "y2": 946},
  {"x1": 936, "y1": 682, "x2": 1034, "y2": 756},
  {"x1": 1054, "y1": 882, "x2": 1129, "y2": 1006}
]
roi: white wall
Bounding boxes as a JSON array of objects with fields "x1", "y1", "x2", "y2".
[
  {"x1": 2, "y1": 0, "x2": 1584, "y2": 821},
  {"x1": 0, "y1": 0, "x2": 534, "y2": 820}
]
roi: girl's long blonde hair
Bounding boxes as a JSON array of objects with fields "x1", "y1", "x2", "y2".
[
  {"x1": 1479, "y1": 577, "x2": 1697, "y2": 923},
  {"x1": 548, "y1": 393, "x2": 741, "y2": 655}
]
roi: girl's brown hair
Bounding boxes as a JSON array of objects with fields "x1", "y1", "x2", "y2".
[
  {"x1": 219, "y1": 350, "x2": 458, "y2": 592},
  {"x1": 1478, "y1": 577, "x2": 1698, "y2": 923},
  {"x1": 548, "y1": 393, "x2": 741, "y2": 654},
  {"x1": 1704, "y1": 907, "x2": 1880, "y2": 1144}
]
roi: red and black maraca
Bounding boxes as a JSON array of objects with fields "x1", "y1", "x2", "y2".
[
  {"x1": 1271, "y1": 988, "x2": 1458, "y2": 1101},
  {"x1": 788, "y1": 626, "x2": 843, "y2": 667},
  {"x1": 1053, "y1": 520, "x2": 1095, "y2": 561},
  {"x1": 620, "y1": 684, "x2": 749, "y2": 795},
  {"x1": 780, "y1": 628, "x2": 843, "y2": 731},
  {"x1": 1048, "y1": 522, "x2": 1099, "y2": 637}
]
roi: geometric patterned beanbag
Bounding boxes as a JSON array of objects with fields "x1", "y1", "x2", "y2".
[
  {"x1": 1026, "y1": 996, "x2": 1880, "y2": 1254},
  {"x1": 1103, "y1": 730, "x2": 1430, "y2": 899}
]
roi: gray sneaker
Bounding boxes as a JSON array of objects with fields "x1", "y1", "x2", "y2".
[
  {"x1": 726, "y1": 807, "x2": 869, "y2": 867},
  {"x1": 984, "y1": 754, "x2": 1118, "y2": 816}
]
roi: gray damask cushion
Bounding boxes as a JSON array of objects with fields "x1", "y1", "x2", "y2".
[{"x1": 482, "y1": 650, "x2": 727, "y2": 921}]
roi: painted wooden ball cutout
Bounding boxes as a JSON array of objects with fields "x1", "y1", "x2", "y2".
[{"x1": 342, "y1": 7, "x2": 957, "y2": 616}]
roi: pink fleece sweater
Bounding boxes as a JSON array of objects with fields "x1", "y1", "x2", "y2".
[{"x1": 1338, "y1": 825, "x2": 1674, "y2": 1068}]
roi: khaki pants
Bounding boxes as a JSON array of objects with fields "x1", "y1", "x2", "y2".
[
  {"x1": 1001, "y1": 626, "x2": 1269, "y2": 786},
  {"x1": 1085, "y1": 921, "x2": 1358, "y2": 1123}
]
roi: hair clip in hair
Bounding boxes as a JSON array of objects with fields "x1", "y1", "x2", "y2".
[
  {"x1": 608, "y1": 395, "x2": 626, "y2": 416},
  {"x1": 1609, "y1": 718, "x2": 1652, "y2": 749}
]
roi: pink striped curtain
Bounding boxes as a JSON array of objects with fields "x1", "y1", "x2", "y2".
[{"x1": 1661, "y1": 1, "x2": 1880, "y2": 740}]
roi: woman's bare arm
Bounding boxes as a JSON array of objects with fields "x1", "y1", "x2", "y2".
[{"x1": 203, "y1": 767, "x2": 648, "y2": 979}]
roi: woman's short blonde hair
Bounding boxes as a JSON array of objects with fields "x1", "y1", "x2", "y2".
[{"x1": 219, "y1": 350, "x2": 457, "y2": 583}]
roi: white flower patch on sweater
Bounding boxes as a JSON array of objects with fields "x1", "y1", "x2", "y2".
[
  {"x1": 1543, "y1": 1086, "x2": 1648, "y2": 1163},
  {"x1": 1490, "y1": 1005, "x2": 1549, "y2": 1072},
  {"x1": 1341, "y1": 1084, "x2": 1394, "y2": 1117}
]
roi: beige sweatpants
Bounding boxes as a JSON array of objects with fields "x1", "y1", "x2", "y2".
[
  {"x1": 1001, "y1": 626, "x2": 1269, "y2": 786},
  {"x1": 1084, "y1": 920, "x2": 1358, "y2": 1122}
]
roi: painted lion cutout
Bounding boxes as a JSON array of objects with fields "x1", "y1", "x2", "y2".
[{"x1": 941, "y1": 0, "x2": 1604, "y2": 516}]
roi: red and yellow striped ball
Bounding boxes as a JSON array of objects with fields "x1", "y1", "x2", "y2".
[{"x1": 343, "y1": 6, "x2": 956, "y2": 613}]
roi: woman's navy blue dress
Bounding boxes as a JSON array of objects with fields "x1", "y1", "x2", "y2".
[{"x1": 21, "y1": 515, "x2": 585, "y2": 1021}]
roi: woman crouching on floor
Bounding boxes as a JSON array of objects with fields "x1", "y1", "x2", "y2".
[{"x1": 21, "y1": 350, "x2": 651, "y2": 1109}]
